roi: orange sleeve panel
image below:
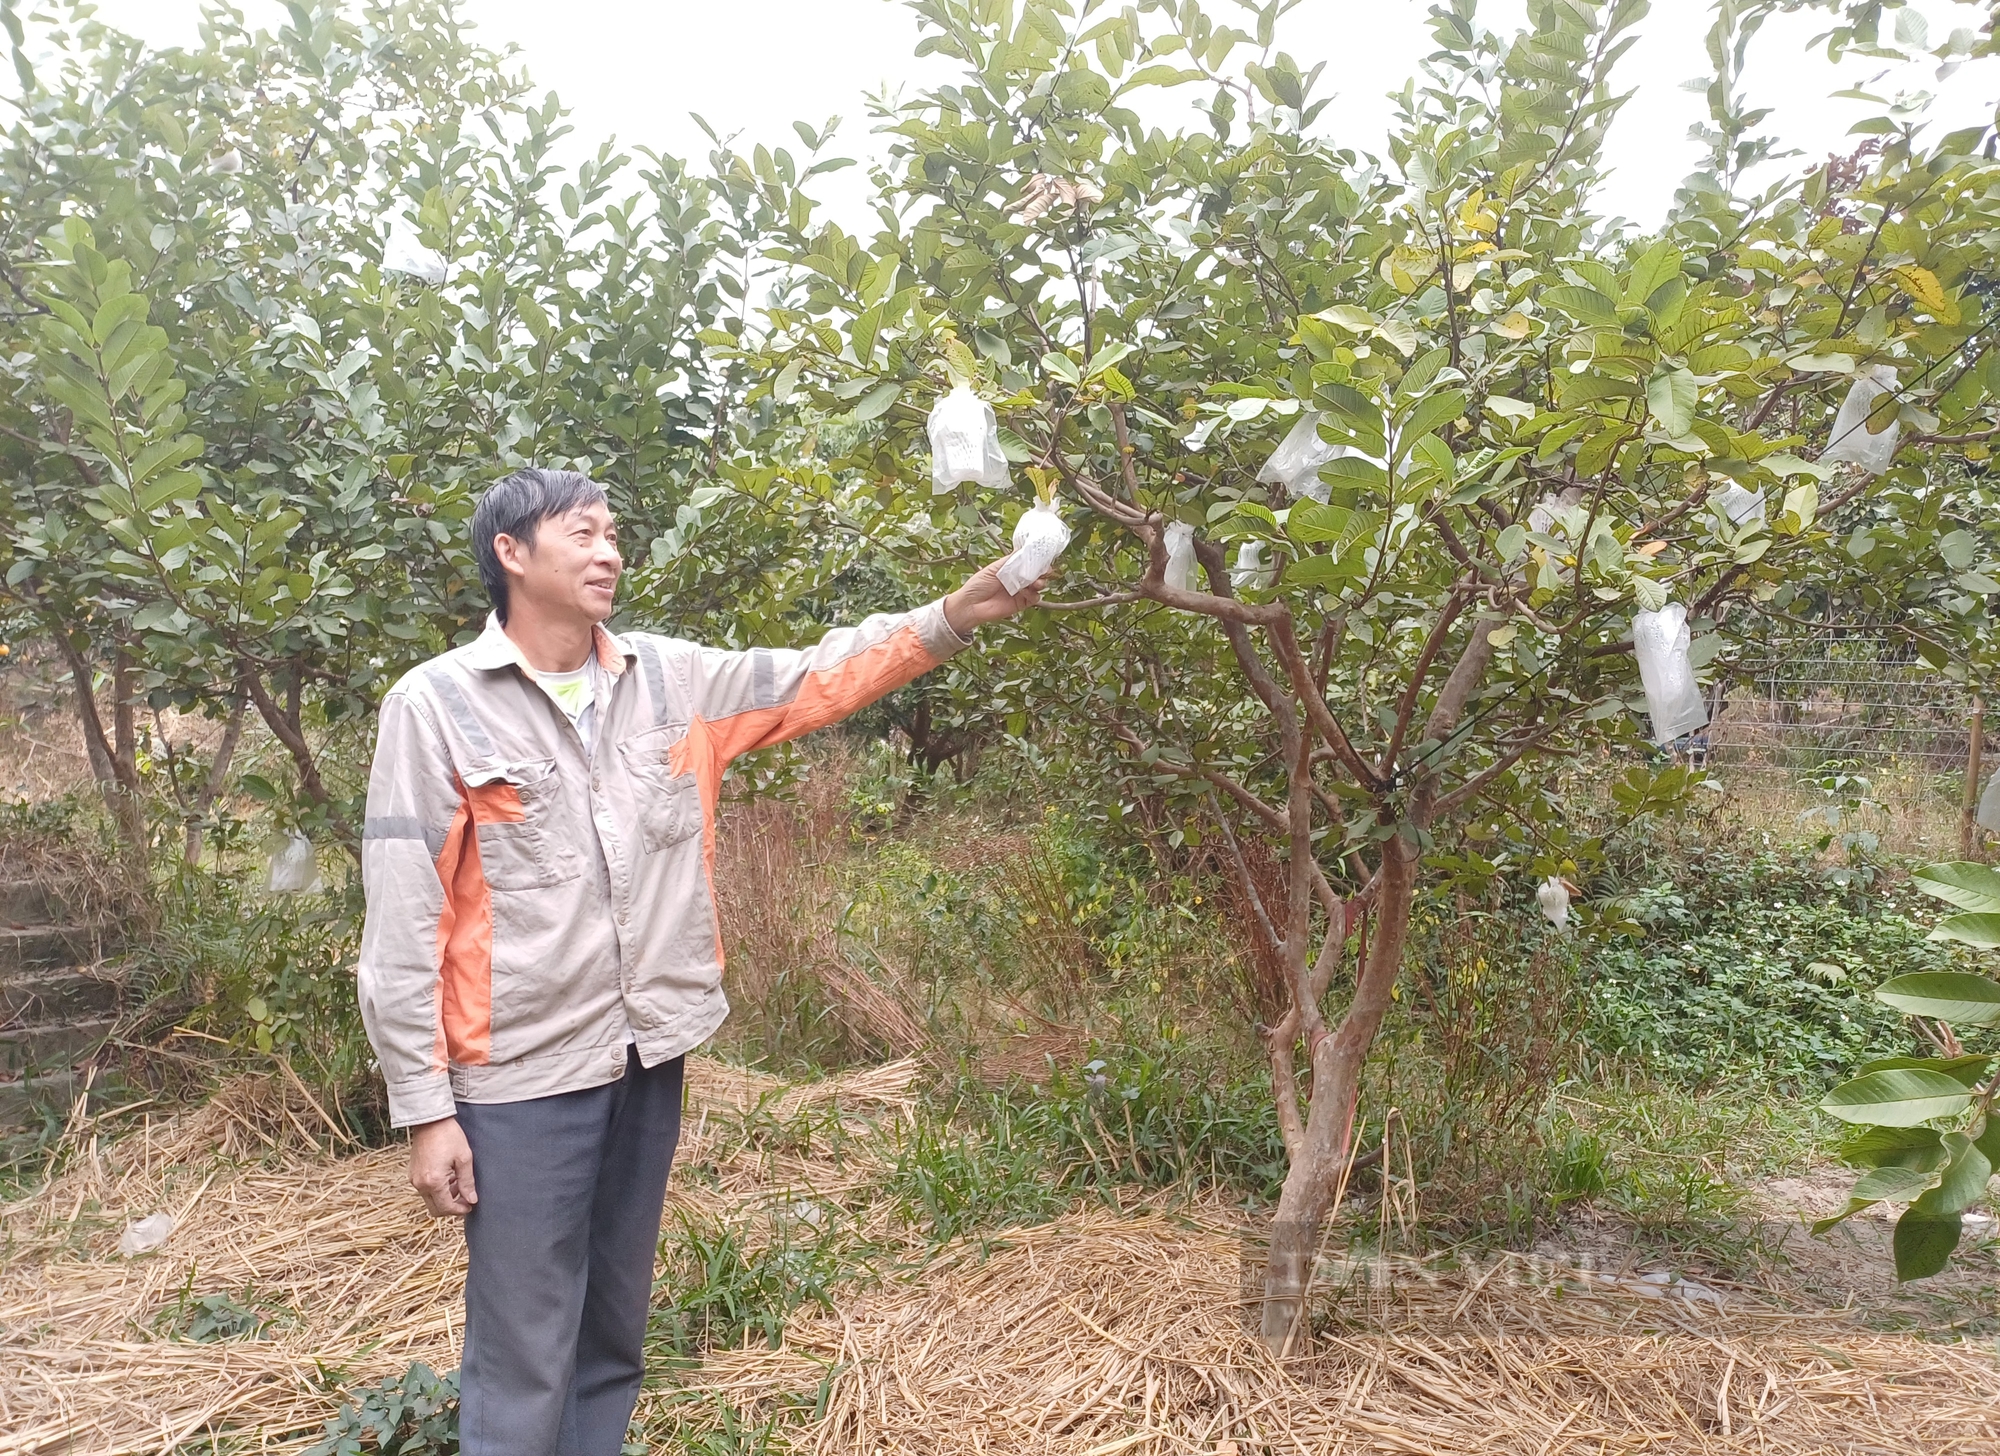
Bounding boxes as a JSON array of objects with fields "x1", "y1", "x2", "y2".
[
  {"x1": 433, "y1": 780, "x2": 520, "y2": 1067},
  {"x1": 702, "y1": 624, "x2": 939, "y2": 767}
]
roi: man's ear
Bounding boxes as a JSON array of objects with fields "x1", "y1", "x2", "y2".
[{"x1": 492, "y1": 530, "x2": 532, "y2": 579}]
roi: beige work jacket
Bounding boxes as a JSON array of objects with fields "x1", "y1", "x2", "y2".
[{"x1": 357, "y1": 601, "x2": 970, "y2": 1126}]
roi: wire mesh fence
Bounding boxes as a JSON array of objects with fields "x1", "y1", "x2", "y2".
[{"x1": 1704, "y1": 631, "x2": 1978, "y2": 782}]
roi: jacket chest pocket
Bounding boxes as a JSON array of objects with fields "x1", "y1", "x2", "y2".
[
  {"x1": 617, "y1": 726, "x2": 702, "y2": 853},
  {"x1": 465, "y1": 760, "x2": 577, "y2": 891}
]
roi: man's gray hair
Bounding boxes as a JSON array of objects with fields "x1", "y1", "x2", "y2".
[{"x1": 470, "y1": 467, "x2": 607, "y2": 623}]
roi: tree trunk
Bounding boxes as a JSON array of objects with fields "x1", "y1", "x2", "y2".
[
  {"x1": 1258, "y1": 833, "x2": 1419, "y2": 1351},
  {"x1": 240, "y1": 660, "x2": 359, "y2": 856},
  {"x1": 185, "y1": 694, "x2": 247, "y2": 865},
  {"x1": 55, "y1": 629, "x2": 148, "y2": 873}
]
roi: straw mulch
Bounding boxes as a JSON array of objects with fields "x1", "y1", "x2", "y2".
[
  {"x1": 4, "y1": 1057, "x2": 1996, "y2": 1456},
  {"x1": 677, "y1": 1208, "x2": 2000, "y2": 1455},
  {"x1": 0, "y1": 1057, "x2": 920, "y2": 1456}
]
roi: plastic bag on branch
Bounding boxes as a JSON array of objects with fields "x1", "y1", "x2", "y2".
[
  {"x1": 1527, "y1": 487, "x2": 1582, "y2": 538},
  {"x1": 1256, "y1": 411, "x2": 1343, "y2": 503},
  {"x1": 383, "y1": 222, "x2": 449, "y2": 286},
  {"x1": 1230, "y1": 540, "x2": 1273, "y2": 592},
  {"x1": 1977, "y1": 770, "x2": 2000, "y2": 834},
  {"x1": 1819, "y1": 365, "x2": 1902, "y2": 475},
  {"x1": 998, "y1": 501, "x2": 1071, "y2": 593},
  {"x1": 1162, "y1": 522, "x2": 1197, "y2": 593},
  {"x1": 1632, "y1": 603, "x2": 1709, "y2": 746},
  {"x1": 1712, "y1": 482, "x2": 1766, "y2": 528},
  {"x1": 1536, "y1": 876, "x2": 1571, "y2": 928},
  {"x1": 266, "y1": 830, "x2": 325, "y2": 894},
  {"x1": 927, "y1": 385, "x2": 1010, "y2": 492}
]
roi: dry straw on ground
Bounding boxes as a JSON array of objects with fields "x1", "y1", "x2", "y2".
[
  {"x1": 4, "y1": 1058, "x2": 1996, "y2": 1456},
  {"x1": 681, "y1": 1210, "x2": 2000, "y2": 1455}
]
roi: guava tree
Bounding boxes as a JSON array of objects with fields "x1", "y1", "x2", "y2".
[
  {"x1": 728, "y1": 0, "x2": 2000, "y2": 1343},
  {"x1": 0, "y1": 0, "x2": 822, "y2": 856}
]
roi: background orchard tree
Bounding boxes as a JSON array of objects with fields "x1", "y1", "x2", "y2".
[
  {"x1": 732, "y1": 0, "x2": 2000, "y2": 1344},
  {"x1": 0, "y1": 0, "x2": 832, "y2": 859}
]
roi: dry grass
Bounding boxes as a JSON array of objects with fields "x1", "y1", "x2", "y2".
[
  {"x1": 1713, "y1": 760, "x2": 1971, "y2": 860},
  {"x1": 4, "y1": 1057, "x2": 1997, "y2": 1456},
  {"x1": 0, "y1": 1056, "x2": 922, "y2": 1456},
  {"x1": 679, "y1": 1208, "x2": 2000, "y2": 1456},
  {"x1": 712, "y1": 758, "x2": 934, "y2": 1063}
]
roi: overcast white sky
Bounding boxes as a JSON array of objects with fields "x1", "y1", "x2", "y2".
[{"x1": 69, "y1": 0, "x2": 2000, "y2": 227}]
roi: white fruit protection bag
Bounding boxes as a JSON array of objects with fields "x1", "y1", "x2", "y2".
[
  {"x1": 1257, "y1": 412, "x2": 1343, "y2": 503},
  {"x1": 1712, "y1": 482, "x2": 1766, "y2": 528},
  {"x1": 1536, "y1": 876, "x2": 1571, "y2": 928},
  {"x1": 998, "y1": 501, "x2": 1071, "y2": 593},
  {"x1": 1631, "y1": 603, "x2": 1710, "y2": 746},
  {"x1": 265, "y1": 830, "x2": 326, "y2": 894},
  {"x1": 1818, "y1": 365, "x2": 1902, "y2": 475},
  {"x1": 1162, "y1": 521, "x2": 1197, "y2": 593},
  {"x1": 927, "y1": 384, "x2": 1010, "y2": 492},
  {"x1": 1230, "y1": 540, "x2": 1273, "y2": 591},
  {"x1": 382, "y1": 222, "x2": 449, "y2": 286},
  {"x1": 1977, "y1": 769, "x2": 2000, "y2": 835}
]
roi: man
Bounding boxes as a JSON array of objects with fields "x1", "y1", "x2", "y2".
[{"x1": 357, "y1": 467, "x2": 1040, "y2": 1455}]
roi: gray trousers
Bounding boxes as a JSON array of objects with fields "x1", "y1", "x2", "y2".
[{"x1": 455, "y1": 1048, "x2": 685, "y2": 1456}]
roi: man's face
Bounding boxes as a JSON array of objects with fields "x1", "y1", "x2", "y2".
[{"x1": 497, "y1": 501, "x2": 622, "y2": 626}]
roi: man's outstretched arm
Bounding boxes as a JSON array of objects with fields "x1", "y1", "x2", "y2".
[{"x1": 686, "y1": 559, "x2": 1041, "y2": 770}]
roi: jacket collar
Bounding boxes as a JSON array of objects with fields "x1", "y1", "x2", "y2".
[{"x1": 465, "y1": 613, "x2": 631, "y2": 677}]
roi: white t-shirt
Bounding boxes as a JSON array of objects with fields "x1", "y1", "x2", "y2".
[{"x1": 534, "y1": 658, "x2": 602, "y2": 754}]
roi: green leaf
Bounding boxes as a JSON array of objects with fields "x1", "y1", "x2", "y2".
[
  {"x1": 1976, "y1": 1115, "x2": 2000, "y2": 1170},
  {"x1": 1496, "y1": 523, "x2": 1527, "y2": 562},
  {"x1": 1042, "y1": 353, "x2": 1081, "y2": 385},
  {"x1": 1839, "y1": 1124, "x2": 1944, "y2": 1170},
  {"x1": 1540, "y1": 285, "x2": 1618, "y2": 325},
  {"x1": 1777, "y1": 480, "x2": 1818, "y2": 534},
  {"x1": 1929, "y1": 912, "x2": 2000, "y2": 948},
  {"x1": 1121, "y1": 63, "x2": 1206, "y2": 89},
  {"x1": 1286, "y1": 502, "x2": 1352, "y2": 545},
  {"x1": 1852, "y1": 1162, "x2": 1942, "y2": 1203},
  {"x1": 1810, "y1": 1162, "x2": 1941, "y2": 1235},
  {"x1": 1394, "y1": 390, "x2": 1467, "y2": 461},
  {"x1": 1373, "y1": 318, "x2": 1418, "y2": 357},
  {"x1": 1911, "y1": 861, "x2": 2000, "y2": 914},
  {"x1": 1645, "y1": 366, "x2": 1697, "y2": 438},
  {"x1": 1855, "y1": 1055, "x2": 1995, "y2": 1088},
  {"x1": 1820, "y1": 1069, "x2": 1974, "y2": 1127},
  {"x1": 848, "y1": 381, "x2": 901, "y2": 421},
  {"x1": 1284, "y1": 553, "x2": 1348, "y2": 587},
  {"x1": 1622, "y1": 242, "x2": 1683, "y2": 309},
  {"x1": 1321, "y1": 456, "x2": 1387, "y2": 489},
  {"x1": 1892, "y1": 1210, "x2": 1961, "y2": 1281},
  {"x1": 771, "y1": 359, "x2": 802, "y2": 404},
  {"x1": 851, "y1": 304, "x2": 882, "y2": 364},
  {"x1": 1874, "y1": 972, "x2": 2000, "y2": 1028},
  {"x1": 1084, "y1": 340, "x2": 1135, "y2": 378},
  {"x1": 1911, "y1": 1133, "x2": 1992, "y2": 1216}
]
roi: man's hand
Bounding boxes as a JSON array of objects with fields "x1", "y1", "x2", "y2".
[
  {"x1": 943, "y1": 559, "x2": 1047, "y2": 638},
  {"x1": 409, "y1": 1116, "x2": 478, "y2": 1217}
]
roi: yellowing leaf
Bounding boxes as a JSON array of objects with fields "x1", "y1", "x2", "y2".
[
  {"x1": 1892, "y1": 266, "x2": 1960, "y2": 325},
  {"x1": 1491, "y1": 312, "x2": 1533, "y2": 340}
]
